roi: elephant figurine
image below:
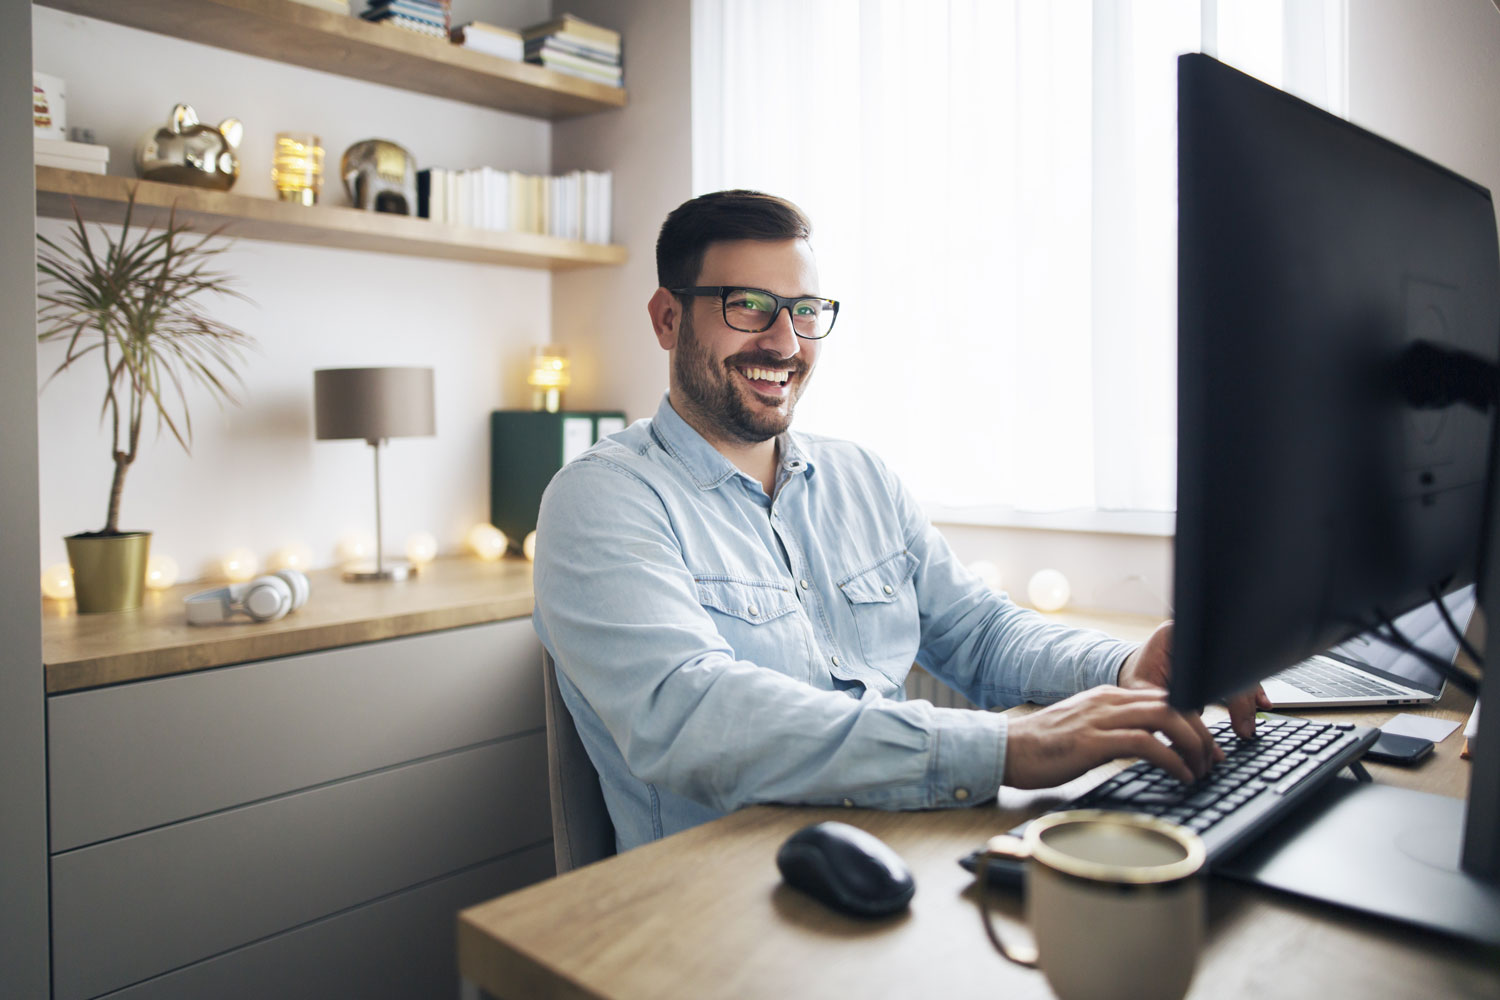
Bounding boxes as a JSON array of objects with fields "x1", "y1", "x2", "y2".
[
  {"x1": 341, "y1": 139, "x2": 417, "y2": 214},
  {"x1": 135, "y1": 104, "x2": 242, "y2": 191}
]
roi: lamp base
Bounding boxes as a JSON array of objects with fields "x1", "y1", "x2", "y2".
[{"x1": 342, "y1": 561, "x2": 415, "y2": 582}]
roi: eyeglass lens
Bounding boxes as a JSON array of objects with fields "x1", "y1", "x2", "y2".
[{"x1": 723, "y1": 288, "x2": 836, "y2": 339}]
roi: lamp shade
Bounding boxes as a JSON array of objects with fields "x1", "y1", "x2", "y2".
[{"x1": 314, "y1": 367, "x2": 436, "y2": 442}]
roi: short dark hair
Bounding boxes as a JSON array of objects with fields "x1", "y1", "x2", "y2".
[{"x1": 655, "y1": 190, "x2": 813, "y2": 290}]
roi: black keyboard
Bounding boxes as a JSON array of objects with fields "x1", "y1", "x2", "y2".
[{"x1": 962, "y1": 713, "x2": 1379, "y2": 885}]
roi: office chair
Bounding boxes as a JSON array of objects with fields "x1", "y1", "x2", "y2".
[{"x1": 542, "y1": 651, "x2": 616, "y2": 873}]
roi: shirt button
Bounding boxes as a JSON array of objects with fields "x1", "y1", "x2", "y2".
[
  {"x1": 883, "y1": 584, "x2": 894, "y2": 595},
  {"x1": 842, "y1": 798, "x2": 854, "y2": 808},
  {"x1": 747, "y1": 605, "x2": 759, "y2": 617},
  {"x1": 831, "y1": 655, "x2": 841, "y2": 667},
  {"x1": 955, "y1": 787, "x2": 971, "y2": 802},
  {"x1": 799, "y1": 579, "x2": 810, "y2": 590}
]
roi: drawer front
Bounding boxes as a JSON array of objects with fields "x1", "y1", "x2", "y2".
[
  {"x1": 49, "y1": 618, "x2": 543, "y2": 851},
  {"x1": 102, "y1": 845, "x2": 553, "y2": 1000},
  {"x1": 52, "y1": 734, "x2": 551, "y2": 1000}
]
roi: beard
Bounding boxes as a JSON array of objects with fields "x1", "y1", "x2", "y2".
[{"x1": 672, "y1": 308, "x2": 812, "y2": 445}]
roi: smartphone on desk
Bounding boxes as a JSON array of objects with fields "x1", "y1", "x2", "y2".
[{"x1": 1363, "y1": 730, "x2": 1435, "y2": 765}]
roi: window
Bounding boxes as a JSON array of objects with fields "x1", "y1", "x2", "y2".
[{"x1": 692, "y1": 0, "x2": 1346, "y2": 522}]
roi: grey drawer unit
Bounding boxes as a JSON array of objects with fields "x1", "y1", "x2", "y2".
[
  {"x1": 52, "y1": 733, "x2": 551, "y2": 1000},
  {"x1": 101, "y1": 846, "x2": 554, "y2": 1000},
  {"x1": 49, "y1": 618, "x2": 544, "y2": 851}
]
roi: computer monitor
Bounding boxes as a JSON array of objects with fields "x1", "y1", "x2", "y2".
[{"x1": 1171, "y1": 52, "x2": 1499, "y2": 911}]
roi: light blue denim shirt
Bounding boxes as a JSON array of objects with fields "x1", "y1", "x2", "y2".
[{"x1": 532, "y1": 396, "x2": 1137, "y2": 852}]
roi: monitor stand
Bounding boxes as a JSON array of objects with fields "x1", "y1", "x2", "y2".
[{"x1": 1215, "y1": 776, "x2": 1500, "y2": 946}]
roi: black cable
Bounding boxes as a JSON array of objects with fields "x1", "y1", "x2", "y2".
[
  {"x1": 1370, "y1": 612, "x2": 1480, "y2": 698},
  {"x1": 1427, "y1": 584, "x2": 1484, "y2": 668}
]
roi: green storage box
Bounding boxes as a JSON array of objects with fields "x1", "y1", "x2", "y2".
[{"x1": 490, "y1": 409, "x2": 627, "y2": 550}]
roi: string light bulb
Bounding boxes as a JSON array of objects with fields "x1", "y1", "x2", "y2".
[
  {"x1": 338, "y1": 534, "x2": 375, "y2": 566},
  {"x1": 222, "y1": 548, "x2": 259, "y2": 583},
  {"x1": 466, "y1": 523, "x2": 507, "y2": 561},
  {"x1": 145, "y1": 554, "x2": 180, "y2": 590},
  {"x1": 41, "y1": 563, "x2": 74, "y2": 600},
  {"x1": 523, "y1": 530, "x2": 538, "y2": 562},
  {"x1": 268, "y1": 543, "x2": 315, "y2": 573},
  {"x1": 405, "y1": 531, "x2": 438, "y2": 566},
  {"x1": 1028, "y1": 568, "x2": 1072, "y2": 613}
]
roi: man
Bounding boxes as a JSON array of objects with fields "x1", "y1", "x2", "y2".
[{"x1": 533, "y1": 190, "x2": 1264, "y2": 852}]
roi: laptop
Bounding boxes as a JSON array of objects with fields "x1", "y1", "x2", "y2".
[{"x1": 1260, "y1": 585, "x2": 1475, "y2": 708}]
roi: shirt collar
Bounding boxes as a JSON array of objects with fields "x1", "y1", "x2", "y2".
[{"x1": 650, "y1": 394, "x2": 816, "y2": 491}]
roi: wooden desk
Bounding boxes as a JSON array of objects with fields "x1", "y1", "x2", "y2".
[{"x1": 459, "y1": 689, "x2": 1497, "y2": 1000}]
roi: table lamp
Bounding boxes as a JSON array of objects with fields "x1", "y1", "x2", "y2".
[{"x1": 314, "y1": 366, "x2": 436, "y2": 582}]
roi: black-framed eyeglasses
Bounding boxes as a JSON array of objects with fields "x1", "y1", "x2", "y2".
[{"x1": 671, "y1": 286, "x2": 840, "y2": 340}]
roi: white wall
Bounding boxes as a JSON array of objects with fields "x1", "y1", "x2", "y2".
[
  {"x1": 1348, "y1": 0, "x2": 1500, "y2": 202},
  {"x1": 32, "y1": 3, "x2": 567, "y2": 582}
]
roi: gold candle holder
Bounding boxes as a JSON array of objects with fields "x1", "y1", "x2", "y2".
[{"x1": 272, "y1": 132, "x2": 324, "y2": 205}]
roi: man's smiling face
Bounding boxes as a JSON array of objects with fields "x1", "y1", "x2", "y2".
[{"x1": 668, "y1": 238, "x2": 823, "y2": 446}]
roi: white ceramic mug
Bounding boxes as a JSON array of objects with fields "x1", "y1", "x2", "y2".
[{"x1": 978, "y1": 810, "x2": 1207, "y2": 1000}]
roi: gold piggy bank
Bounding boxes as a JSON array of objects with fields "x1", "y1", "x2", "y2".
[{"x1": 135, "y1": 104, "x2": 243, "y2": 191}]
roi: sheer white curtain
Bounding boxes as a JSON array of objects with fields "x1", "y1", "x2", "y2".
[{"x1": 692, "y1": 0, "x2": 1345, "y2": 518}]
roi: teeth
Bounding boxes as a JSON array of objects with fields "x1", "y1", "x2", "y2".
[{"x1": 742, "y1": 367, "x2": 789, "y2": 383}]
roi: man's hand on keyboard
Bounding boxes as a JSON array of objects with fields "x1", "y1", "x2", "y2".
[
  {"x1": 1001, "y1": 686, "x2": 1223, "y2": 789},
  {"x1": 1118, "y1": 620, "x2": 1273, "y2": 739}
]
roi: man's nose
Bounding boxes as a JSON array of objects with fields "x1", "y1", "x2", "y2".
[{"x1": 752, "y1": 306, "x2": 801, "y2": 358}]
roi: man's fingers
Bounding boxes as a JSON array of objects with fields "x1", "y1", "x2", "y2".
[
  {"x1": 1102, "y1": 730, "x2": 1198, "y2": 784},
  {"x1": 1226, "y1": 687, "x2": 1264, "y2": 739},
  {"x1": 1096, "y1": 700, "x2": 1216, "y2": 779}
]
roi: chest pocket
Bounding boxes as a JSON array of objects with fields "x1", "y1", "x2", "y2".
[
  {"x1": 694, "y1": 577, "x2": 809, "y2": 680},
  {"x1": 837, "y1": 549, "x2": 921, "y2": 683}
]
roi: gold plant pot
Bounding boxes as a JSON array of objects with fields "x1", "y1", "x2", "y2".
[{"x1": 65, "y1": 531, "x2": 151, "y2": 614}]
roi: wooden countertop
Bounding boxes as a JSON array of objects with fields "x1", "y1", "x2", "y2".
[{"x1": 42, "y1": 557, "x2": 535, "y2": 694}]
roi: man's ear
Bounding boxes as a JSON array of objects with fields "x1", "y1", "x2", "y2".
[{"x1": 648, "y1": 287, "x2": 682, "y2": 350}]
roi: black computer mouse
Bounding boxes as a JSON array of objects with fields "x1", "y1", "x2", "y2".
[{"x1": 775, "y1": 821, "x2": 915, "y2": 918}]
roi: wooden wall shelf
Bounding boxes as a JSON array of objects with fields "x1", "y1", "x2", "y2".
[
  {"x1": 37, "y1": 0, "x2": 627, "y2": 120},
  {"x1": 37, "y1": 167, "x2": 628, "y2": 270}
]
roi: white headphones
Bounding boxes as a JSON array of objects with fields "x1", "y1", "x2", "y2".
[{"x1": 185, "y1": 569, "x2": 311, "y2": 625}]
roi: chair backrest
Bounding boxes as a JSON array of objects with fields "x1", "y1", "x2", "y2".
[{"x1": 542, "y1": 651, "x2": 616, "y2": 873}]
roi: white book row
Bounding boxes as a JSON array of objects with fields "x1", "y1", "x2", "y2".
[{"x1": 424, "y1": 167, "x2": 612, "y2": 245}]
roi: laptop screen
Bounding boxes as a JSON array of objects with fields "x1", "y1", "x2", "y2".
[{"x1": 1325, "y1": 585, "x2": 1476, "y2": 694}]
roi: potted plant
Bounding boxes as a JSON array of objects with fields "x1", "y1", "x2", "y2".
[{"x1": 36, "y1": 192, "x2": 254, "y2": 612}]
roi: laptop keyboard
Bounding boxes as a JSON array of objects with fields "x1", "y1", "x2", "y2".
[
  {"x1": 1276, "y1": 658, "x2": 1408, "y2": 698},
  {"x1": 963, "y1": 714, "x2": 1378, "y2": 884}
]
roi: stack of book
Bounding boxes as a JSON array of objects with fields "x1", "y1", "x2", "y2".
[
  {"x1": 359, "y1": 0, "x2": 449, "y2": 40},
  {"x1": 418, "y1": 167, "x2": 613, "y2": 245},
  {"x1": 35, "y1": 137, "x2": 109, "y2": 175},
  {"x1": 521, "y1": 14, "x2": 622, "y2": 88},
  {"x1": 450, "y1": 20, "x2": 523, "y2": 62}
]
